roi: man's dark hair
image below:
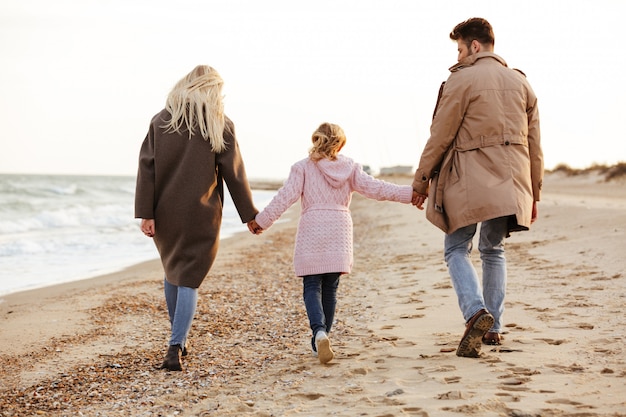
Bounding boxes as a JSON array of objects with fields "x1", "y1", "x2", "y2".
[{"x1": 449, "y1": 18, "x2": 495, "y2": 48}]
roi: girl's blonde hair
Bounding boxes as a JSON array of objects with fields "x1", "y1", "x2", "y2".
[
  {"x1": 309, "y1": 122, "x2": 346, "y2": 161},
  {"x1": 163, "y1": 65, "x2": 227, "y2": 153}
]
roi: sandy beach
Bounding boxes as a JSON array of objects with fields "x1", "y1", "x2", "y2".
[{"x1": 1, "y1": 171, "x2": 625, "y2": 416}]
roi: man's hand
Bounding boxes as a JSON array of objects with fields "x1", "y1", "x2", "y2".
[{"x1": 531, "y1": 201, "x2": 538, "y2": 223}]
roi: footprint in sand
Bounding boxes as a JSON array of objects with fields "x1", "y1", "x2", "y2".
[
  {"x1": 594, "y1": 345, "x2": 617, "y2": 354},
  {"x1": 494, "y1": 392, "x2": 522, "y2": 403},
  {"x1": 535, "y1": 338, "x2": 568, "y2": 345},
  {"x1": 506, "y1": 366, "x2": 541, "y2": 376},
  {"x1": 494, "y1": 368, "x2": 536, "y2": 394},
  {"x1": 425, "y1": 364, "x2": 457, "y2": 373},
  {"x1": 350, "y1": 367, "x2": 368, "y2": 375},
  {"x1": 433, "y1": 281, "x2": 453, "y2": 290},
  {"x1": 294, "y1": 392, "x2": 324, "y2": 400},
  {"x1": 591, "y1": 272, "x2": 622, "y2": 281},
  {"x1": 343, "y1": 383, "x2": 363, "y2": 394},
  {"x1": 436, "y1": 390, "x2": 469, "y2": 400},
  {"x1": 545, "y1": 398, "x2": 594, "y2": 409},
  {"x1": 545, "y1": 363, "x2": 586, "y2": 373},
  {"x1": 497, "y1": 377, "x2": 531, "y2": 392},
  {"x1": 400, "y1": 407, "x2": 428, "y2": 417},
  {"x1": 400, "y1": 313, "x2": 425, "y2": 319}
]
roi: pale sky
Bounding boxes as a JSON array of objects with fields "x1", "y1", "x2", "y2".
[{"x1": 1, "y1": 0, "x2": 624, "y2": 180}]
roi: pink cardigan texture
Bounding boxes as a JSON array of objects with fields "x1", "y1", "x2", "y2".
[{"x1": 255, "y1": 155, "x2": 413, "y2": 277}]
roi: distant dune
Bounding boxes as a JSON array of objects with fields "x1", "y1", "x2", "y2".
[{"x1": 549, "y1": 162, "x2": 626, "y2": 182}]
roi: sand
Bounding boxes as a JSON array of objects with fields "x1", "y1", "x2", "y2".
[{"x1": 0, "y1": 172, "x2": 625, "y2": 416}]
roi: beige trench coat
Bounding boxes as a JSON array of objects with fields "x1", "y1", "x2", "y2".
[
  {"x1": 412, "y1": 52, "x2": 543, "y2": 234},
  {"x1": 135, "y1": 111, "x2": 258, "y2": 288}
]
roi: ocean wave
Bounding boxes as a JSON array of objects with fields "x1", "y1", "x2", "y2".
[
  {"x1": 0, "y1": 174, "x2": 277, "y2": 295},
  {"x1": 0, "y1": 204, "x2": 134, "y2": 234}
]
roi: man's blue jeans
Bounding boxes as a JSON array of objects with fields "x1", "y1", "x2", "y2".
[
  {"x1": 444, "y1": 216, "x2": 508, "y2": 333},
  {"x1": 303, "y1": 273, "x2": 341, "y2": 341},
  {"x1": 164, "y1": 278, "x2": 198, "y2": 347}
]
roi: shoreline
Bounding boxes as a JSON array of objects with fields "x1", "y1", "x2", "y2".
[
  {"x1": 0, "y1": 258, "x2": 160, "y2": 300},
  {"x1": 1, "y1": 173, "x2": 625, "y2": 416}
]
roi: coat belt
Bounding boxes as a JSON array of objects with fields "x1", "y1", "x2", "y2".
[
  {"x1": 302, "y1": 204, "x2": 349, "y2": 214},
  {"x1": 455, "y1": 135, "x2": 527, "y2": 152}
]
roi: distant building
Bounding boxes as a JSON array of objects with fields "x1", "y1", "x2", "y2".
[{"x1": 379, "y1": 165, "x2": 413, "y2": 175}]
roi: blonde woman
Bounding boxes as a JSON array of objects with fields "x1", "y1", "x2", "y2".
[
  {"x1": 248, "y1": 123, "x2": 416, "y2": 364},
  {"x1": 135, "y1": 65, "x2": 258, "y2": 371}
]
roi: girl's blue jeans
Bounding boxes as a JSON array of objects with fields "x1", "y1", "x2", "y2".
[
  {"x1": 164, "y1": 278, "x2": 198, "y2": 347},
  {"x1": 303, "y1": 273, "x2": 341, "y2": 341},
  {"x1": 444, "y1": 216, "x2": 508, "y2": 333}
]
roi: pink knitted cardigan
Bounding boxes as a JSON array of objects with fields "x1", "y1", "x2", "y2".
[{"x1": 255, "y1": 155, "x2": 413, "y2": 277}]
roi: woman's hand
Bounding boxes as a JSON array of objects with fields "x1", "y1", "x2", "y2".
[
  {"x1": 141, "y1": 219, "x2": 155, "y2": 237},
  {"x1": 247, "y1": 219, "x2": 263, "y2": 235}
]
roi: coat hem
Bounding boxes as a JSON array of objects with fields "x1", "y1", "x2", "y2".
[{"x1": 295, "y1": 263, "x2": 351, "y2": 277}]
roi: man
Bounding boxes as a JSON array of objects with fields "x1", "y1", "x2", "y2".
[{"x1": 412, "y1": 18, "x2": 543, "y2": 358}]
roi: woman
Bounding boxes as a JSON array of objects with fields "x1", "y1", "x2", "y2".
[{"x1": 135, "y1": 65, "x2": 258, "y2": 371}]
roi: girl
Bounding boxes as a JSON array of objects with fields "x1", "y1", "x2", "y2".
[{"x1": 248, "y1": 122, "x2": 415, "y2": 364}]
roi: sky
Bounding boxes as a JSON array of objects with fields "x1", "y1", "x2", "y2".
[{"x1": 0, "y1": 0, "x2": 624, "y2": 180}]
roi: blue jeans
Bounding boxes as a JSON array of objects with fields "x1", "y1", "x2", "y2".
[
  {"x1": 444, "y1": 217, "x2": 508, "y2": 333},
  {"x1": 303, "y1": 273, "x2": 341, "y2": 340},
  {"x1": 164, "y1": 278, "x2": 198, "y2": 347}
]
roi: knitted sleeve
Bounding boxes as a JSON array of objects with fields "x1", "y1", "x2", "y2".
[
  {"x1": 351, "y1": 164, "x2": 413, "y2": 203},
  {"x1": 255, "y1": 162, "x2": 305, "y2": 230}
]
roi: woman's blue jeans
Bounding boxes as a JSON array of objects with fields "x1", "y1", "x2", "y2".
[
  {"x1": 164, "y1": 278, "x2": 198, "y2": 347},
  {"x1": 303, "y1": 273, "x2": 341, "y2": 340},
  {"x1": 444, "y1": 216, "x2": 508, "y2": 333}
]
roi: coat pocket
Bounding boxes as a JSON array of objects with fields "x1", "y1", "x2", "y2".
[{"x1": 426, "y1": 172, "x2": 449, "y2": 233}]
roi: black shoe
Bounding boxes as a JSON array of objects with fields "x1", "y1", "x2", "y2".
[{"x1": 160, "y1": 344, "x2": 182, "y2": 371}]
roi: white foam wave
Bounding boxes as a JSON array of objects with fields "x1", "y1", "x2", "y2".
[{"x1": 0, "y1": 174, "x2": 277, "y2": 296}]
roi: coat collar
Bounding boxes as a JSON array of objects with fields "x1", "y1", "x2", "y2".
[{"x1": 449, "y1": 52, "x2": 508, "y2": 73}]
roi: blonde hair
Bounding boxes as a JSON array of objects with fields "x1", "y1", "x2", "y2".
[
  {"x1": 163, "y1": 65, "x2": 227, "y2": 152},
  {"x1": 309, "y1": 122, "x2": 346, "y2": 161}
]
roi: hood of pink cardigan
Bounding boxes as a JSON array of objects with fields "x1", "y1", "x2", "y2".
[{"x1": 316, "y1": 155, "x2": 355, "y2": 188}]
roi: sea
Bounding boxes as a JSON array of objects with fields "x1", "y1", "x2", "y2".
[{"x1": 0, "y1": 174, "x2": 277, "y2": 296}]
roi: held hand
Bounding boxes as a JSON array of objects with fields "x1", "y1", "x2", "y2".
[
  {"x1": 141, "y1": 219, "x2": 155, "y2": 238},
  {"x1": 531, "y1": 201, "x2": 538, "y2": 223},
  {"x1": 247, "y1": 219, "x2": 264, "y2": 235},
  {"x1": 411, "y1": 191, "x2": 428, "y2": 210}
]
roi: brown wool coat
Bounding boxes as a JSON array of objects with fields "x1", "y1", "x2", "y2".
[
  {"x1": 412, "y1": 52, "x2": 543, "y2": 235},
  {"x1": 135, "y1": 110, "x2": 258, "y2": 288}
]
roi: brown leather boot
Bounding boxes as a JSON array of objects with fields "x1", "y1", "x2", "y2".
[
  {"x1": 160, "y1": 344, "x2": 182, "y2": 371},
  {"x1": 456, "y1": 309, "x2": 494, "y2": 358}
]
